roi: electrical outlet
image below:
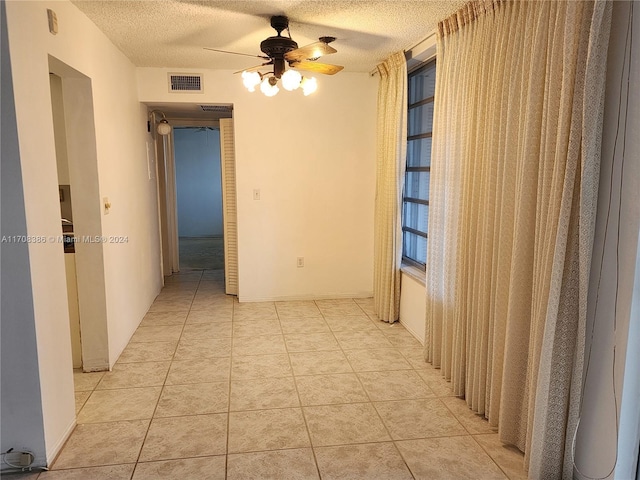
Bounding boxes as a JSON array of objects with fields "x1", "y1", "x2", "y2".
[{"x1": 297, "y1": 257, "x2": 304, "y2": 268}]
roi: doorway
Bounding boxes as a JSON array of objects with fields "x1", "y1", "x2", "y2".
[
  {"x1": 48, "y1": 56, "x2": 110, "y2": 372},
  {"x1": 149, "y1": 104, "x2": 238, "y2": 295},
  {"x1": 50, "y1": 72, "x2": 82, "y2": 369},
  {"x1": 174, "y1": 126, "x2": 224, "y2": 271}
]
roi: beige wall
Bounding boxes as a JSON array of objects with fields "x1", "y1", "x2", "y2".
[
  {"x1": 399, "y1": 272, "x2": 426, "y2": 344},
  {"x1": 4, "y1": 0, "x2": 163, "y2": 464},
  {"x1": 137, "y1": 68, "x2": 378, "y2": 302}
]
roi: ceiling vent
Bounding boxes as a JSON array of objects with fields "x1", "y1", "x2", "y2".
[
  {"x1": 200, "y1": 105, "x2": 233, "y2": 113},
  {"x1": 168, "y1": 73, "x2": 203, "y2": 93}
]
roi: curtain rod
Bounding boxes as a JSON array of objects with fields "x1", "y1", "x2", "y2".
[{"x1": 370, "y1": 30, "x2": 437, "y2": 77}]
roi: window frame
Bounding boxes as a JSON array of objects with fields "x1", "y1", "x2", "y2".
[{"x1": 401, "y1": 59, "x2": 436, "y2": 270}]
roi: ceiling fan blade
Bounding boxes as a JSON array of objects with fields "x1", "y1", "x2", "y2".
[
  {"x1": 291, "y1": 61, "x2": 344, "y2": 75},
  {"x1": 203, "y1": 47, "x2": 270, "y2": 60},
  {"x1": 233, "y1": 62, "x2": 273, "y2": 75},
  {"x1": 284, "y1": 41, "x2": 337, "y2": 62}
]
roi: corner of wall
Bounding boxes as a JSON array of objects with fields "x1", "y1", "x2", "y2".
[{"x1": 0, "y1": 0, "x2": 47, "y2": 466}]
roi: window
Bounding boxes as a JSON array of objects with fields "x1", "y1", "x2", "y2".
[{"x1": 402, "y1": 59, "x2": 436, "y2": 268}]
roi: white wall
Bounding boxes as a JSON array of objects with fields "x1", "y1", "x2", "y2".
[
  {"x1": 138, "y1": 68, "x2": 377, "y2": 301},
  {"x1": 1, "y1": 2, "x2": 47, "y2": 467},
  {"x1": 575, "y1": 2, "x2": 640, "y2": 478},
  {"x1": 399, "y1": 272, "x2": 426, "y2": 343},
  {"x1": 616, "y1": 227, "x2": 640, "y2": 479},
  {"x1": 174, "y1": 128, "x2": 223, "y2": 237},
  {"x1": 4, "y1": 0, "x2": 163, "y2": 465},
  {"x1": 50, "y1": 74, "x2": 71, "y2": 185}
]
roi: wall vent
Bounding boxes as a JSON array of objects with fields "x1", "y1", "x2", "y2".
[
  {"x1": 168, "y1": 73, "x2": 203, "y2": 93},
  {"x1": 200, "y1": 105, "x2": 233, "y2": 112}
]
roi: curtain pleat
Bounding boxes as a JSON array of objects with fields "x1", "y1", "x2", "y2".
[
  {"x1": 530, "y1": 2, "x2": 613, "y2": 477},
  {"x1": 373, "y1": 52, "x2": 407, "y2": 323},
  {"x1": 424, "y1": 1, "x2": 612, "y2": 477}
]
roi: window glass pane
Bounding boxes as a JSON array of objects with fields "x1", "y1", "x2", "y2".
[
  {"x1": 408, "y1": 102, "x2": 434, "y2": 136},
  {"x1": 403, "y1": 232, "x2": 428, "y2": 265},
  {"x1": 403, "y1": 202, "x2": 429, "y2": 233},
  {"x1": 407, "y1": 137, "x2": 432, "y2": 168},
  {"x1": 408, "y1": 63, "x2": 436, "y2": 104},
  {"x1": 404, "y1": 171, "x2": 430, "y2": 200},
  {"x1": 403, "y1": 58, "x2": 435, "y2": 266}
]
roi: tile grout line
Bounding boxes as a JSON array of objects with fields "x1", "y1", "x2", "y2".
[
  {"x1": 224, "y1": 288, "x2": 237, "y2": 480},
  {"x1": 337, "y1": 301, "x2": 421, "y2": 480},
  {"x1": 315, "y1": 299, "x2": 391, "y2": 479},
  {"x1": 468, "y1": 433, "x2": 513, "y2": 480},
  {"x1": 130, "y1": 272, "x2": 198, "y2": 476},
  {"x1": 279, "y1": 301, "x2": 323, "y2": 480},
  {"x1": 66, "y1": 287, "x2": 523, "y2": 478}
]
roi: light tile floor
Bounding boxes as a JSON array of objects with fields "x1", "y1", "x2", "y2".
[{"x1": 23, "y1": 270, "x2": 526, "y2": 479}]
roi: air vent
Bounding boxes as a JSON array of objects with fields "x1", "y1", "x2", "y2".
[
  {"x1": 200, "y1": 105, "x2": 233, "y2": 112},
  {"x1": 168, "y1": 73, "x2": 203, "y2": 93}
]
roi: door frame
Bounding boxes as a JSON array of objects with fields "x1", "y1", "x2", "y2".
[{"x1": 152, "y1": 113, "x2": 230, "y2": 278}]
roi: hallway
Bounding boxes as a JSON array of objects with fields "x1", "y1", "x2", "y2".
[
  {"x1": 30, "y1": 270, "x2": 524, "y2": 479},
  {"x1": 179, "y1": 237, "x2": 224, "y2": 271}
]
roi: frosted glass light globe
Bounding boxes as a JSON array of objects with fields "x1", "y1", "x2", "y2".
[
  {"x1": 301, "y1": 76, "x2": 318, "y2": 96},
  {"x1": 242, "y1": 71, "x2": 261, "y2": 92},
  {"x1": 260, "y1": 78, "x2": 279, "y2": 97},
  {"x1": 157, "y1": 119, "x2": 172, "y2": 136},
  {"x1": 281, "y1": 69, "x2": 302, "y2": 91}
]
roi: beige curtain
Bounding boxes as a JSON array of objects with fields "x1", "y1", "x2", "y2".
[
  {"x1": 424, "y1": 1, "x2": 612, "y2": 478},
  {"x1": 373, "y1": 51, "x2": 407, "y2": 322}
]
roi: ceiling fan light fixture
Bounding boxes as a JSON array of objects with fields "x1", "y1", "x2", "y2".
[
  {"x1": 300, "y1": 76, "x2": 318, "y2": 96},
  {"x1": 242, "y1": 70, "x2": 262, "y2": 92},
  {"x1": 210, "y1": 16, "x2": 342, "y2": 98},
  {"x1": 281, "y1": 69, "x2": 302, "y2": 91},
  {"x1": 260, "y1": 77, "x2": 279, "y2": 97}
]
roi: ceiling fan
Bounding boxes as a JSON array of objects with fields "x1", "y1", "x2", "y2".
[{"x1": 204, "y1": 15, "x2": 344, "y2": 96}]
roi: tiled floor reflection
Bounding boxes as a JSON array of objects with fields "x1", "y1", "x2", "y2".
[{"x1": 39, "y1": 270, "x2": 526, "y2": 479}]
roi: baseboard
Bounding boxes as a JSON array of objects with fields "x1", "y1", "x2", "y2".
[
  {"x1": 238, "y1": 291, "x2": 374, "y2": 303},
  {"x1": 82, "y1": 362, "x2": 110, "y2": 372},
  {"x1": 46, "y1": 418, "x2": 77, "y2": 467},
  {"x1": 400, "y1": 318, "x2": 425, "y2": 345}
]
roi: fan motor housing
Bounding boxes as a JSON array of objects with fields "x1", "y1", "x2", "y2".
[
  {"x1": 260, "y1": 36, "x2": 298, "y2": 58},
  {"x1": 260, "y1": 36, "x2": 298, "y2": 78}
]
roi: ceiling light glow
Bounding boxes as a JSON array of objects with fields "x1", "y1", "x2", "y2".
[
  {"x1": 281, "y1": 69, "x2": 302, "y2": 91},
  {"x1": 242, "y1": 71, "x2": 262, "y2": 92},
  {"x1": 260, "y1": 77, "x2": 279, "y2": 97},
  {"x1": 300, "y1": 76, "x2": 318, "y2": 96}
]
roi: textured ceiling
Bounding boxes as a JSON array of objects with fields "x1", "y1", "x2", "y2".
[{"x1": 71, "y1": 0, "x2": 465, "y2": 73}]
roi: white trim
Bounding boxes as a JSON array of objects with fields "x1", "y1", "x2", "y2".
[
  {"x1": 165, "y1": 133, "x2": 180, "y2": 273},
  {"x1": 406, "y1": 29, "x2": 437, "y2": 71},
  {"x1": 616, "y1": 223, "x2": 640, "y2": 479},
  {"x1": 220, "y1": 118, "x2": 239, "y2": 296},
  {"x1": 401, "y1": 263, "x2": 426, "y2": 286},
  {"x1": 170, "y1": 119, "x2": 221, "y2": 128},
  {"x1": 82, "y1": 362, "x2": 110, "y2": 372},
  {"x1": 238, "y1": 292, "x2": 374, "y2": 303},
  {"x1": 371, "y1": 29, "x2": 437, "y2": 76},
  {"x1": 400, "y1": 317, "x2": 425, "y2": 345},
  {"x1": 46, "y1": 418, "x2": 76, "y2": 467}
]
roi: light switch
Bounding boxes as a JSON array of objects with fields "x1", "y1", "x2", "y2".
[
  {"x1": 253, "y1": 189, "x2": 261, "y2": 200},
  {"x1": 103, "y1": 197, "x2": 111, "y2": 215}
]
